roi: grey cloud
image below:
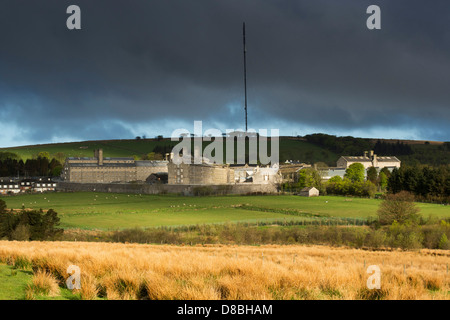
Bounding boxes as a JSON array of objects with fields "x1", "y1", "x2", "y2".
[{"x1": 0, "y1": 0, "x2": 449, "y2": 146}]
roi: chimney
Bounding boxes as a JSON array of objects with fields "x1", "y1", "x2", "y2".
[
  {"x1": 165, "y1": 153, "x2": 170, "y2": 161},
  {"x1": 98, "y1": 149, "x2": 103, "y2": 166},
  {"x1": 170, "y1": 152, "x2": 174, "y2": 162},
  {"x1": 372, "y1": 154, "x2": 378, "y2": 167},
  {"x1": 369, "y1": 150, "x2": 374, "y2": 158},
  {"x1": 364, "y1": 151, "x2": 368, "y2": 158}
]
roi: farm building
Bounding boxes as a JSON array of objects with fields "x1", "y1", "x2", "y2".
[{"x1": 298, "y1": 187, "x2": 320, "y2": 197}]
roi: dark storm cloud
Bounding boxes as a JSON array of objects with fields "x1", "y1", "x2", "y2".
[{"x1": 0, "y1": 0, "x2": 449, "y2": 146}]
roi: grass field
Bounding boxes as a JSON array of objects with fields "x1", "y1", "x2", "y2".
[
  {"x1": 0, "y1": 241, "x2": 448, "y2": 300},
  {"x1": 2, "y1": 192, "x2": 449, "y2": 230},
  {"x1": 0, "y1": 264, "x2": 78, "y2": 300}
]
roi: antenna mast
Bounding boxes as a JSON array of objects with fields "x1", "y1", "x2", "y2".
[{"x1": 243, "y1": 22, "x2": 248, "y2": 132}]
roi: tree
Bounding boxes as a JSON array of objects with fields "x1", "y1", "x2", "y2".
[
  {"x1": 51, "y1": 166, "x2": 63, "y2": 177},
  {"x1": 345, "y1": 163, "x2": 365, "y2": 183},
  {"x1": 377, "y1": 191, "x2": 421, "y2": 225},
  {"x1": 37, "y1": 151, "x2": 50, "y2": 159},
  {"x1": 379, "y1": 167, "x2": 391, "y2": 179},
  {"x1": 379, "y1": 171, "x2": 388, "y2": 191},
  {"x1": 53, "y1": 152, "x2": 66, "y2": 163},
  {"x1": 145, "y1": 152, "x2": 164, "y2": 160},
  {"x1": 367, "y1": 166, "x2": 378, "y2": 184},
  {"x1": 0, "y1": 200, "x2": 63, "y2": 241},
  {"x1": 297, "y1": 168, "x2": 324, "y2": 194}
]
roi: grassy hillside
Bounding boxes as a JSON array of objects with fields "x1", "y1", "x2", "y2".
[
  {"x1": 0, "y1": 139, "x2": 174, "y2": 160},
  {"x1": 0, "y1": 137, "x2": 340, "y2": 165},
  {"x1": 2, "y1": 192, "x2": 448, "y2": 230},
  {"x1": 0, "y1": 135, "x2": 448, "y2": 166}
]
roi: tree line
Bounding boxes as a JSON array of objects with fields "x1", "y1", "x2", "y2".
[
  {"x1": 304, "y1": 133, "x2": 449, "y2": 166},
  {"x1": 0, "y1": 152, "x2": 62, "y2": 177},
  {"x1": 388, "y1": 165, "x2": 450, "y2": 203},
  {"x1": 373, "y1": 140, "x2": 413, "y2": 156},
  {"x1": 0, "y1": 199, "x2": 63, "y2": 241}
]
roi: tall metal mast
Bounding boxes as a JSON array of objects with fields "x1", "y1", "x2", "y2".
[{"x1": 243, "y1": 22, "x2": 248, "y2": 132}]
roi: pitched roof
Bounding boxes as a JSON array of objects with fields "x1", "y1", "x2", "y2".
[
  {"x1": 340, "y1": 156, "x2": 400, "y2": 162},
  {"x1": 340, "y1": 156, "x2": 372, "y2": 162}
]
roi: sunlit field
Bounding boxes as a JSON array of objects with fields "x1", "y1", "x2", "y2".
[
  {"x1": 0, "y1": 241, "x2": 448, "y2": 300},
  {"x1": 2, "y1": 192, "x2": 449, "y2": 230}
]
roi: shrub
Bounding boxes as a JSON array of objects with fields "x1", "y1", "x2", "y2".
[
  {"x1": 25, "y1": 270, "x2": 60, "y2": 299},
  {"x1": 438, "y1": 233, "x2": 449, "y2": 250},
  {"x1": 0, "y1": 207, "x2": 63, "y2": 241},
  {"x1": 11, "y1": 224, "x2": 31, "y2": 241},
  {"x1": 377, "y1": 191, "x2": 421, "y2": 225}
]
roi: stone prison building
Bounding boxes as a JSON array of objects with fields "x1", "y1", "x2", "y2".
[{"x1": 62, "y1": 149, "x2": 168, "y2": 183}]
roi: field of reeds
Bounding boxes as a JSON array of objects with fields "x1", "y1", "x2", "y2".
[{"x1": 0, "y1": 241, "x2": 448, "y2": 300}]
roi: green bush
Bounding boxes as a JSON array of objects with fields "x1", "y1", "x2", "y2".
[
  {"x1": 377, "y1": 191, "x2": 421, "y2": 225},
  {"x1": 0, "y1": 200, "x2": 63, "y2": 241},
  {"x1": 438, "y1": 233, "x2": 449, "y2": 250}
]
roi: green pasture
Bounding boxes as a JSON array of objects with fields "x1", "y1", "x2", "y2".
[
  {"x1": 2, "y1": 192, "x2": 449, "y2": 231},
  {"x1": 0, "y1": 264, "x2": 32, "y2": 300},
  {"x1": 0, "y1": 264, "x2": 80, "y2": 300}
]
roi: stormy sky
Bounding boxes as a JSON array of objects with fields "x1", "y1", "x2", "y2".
[{"x1": 0, "y1": 0, "x2": 449, "y2": 147}]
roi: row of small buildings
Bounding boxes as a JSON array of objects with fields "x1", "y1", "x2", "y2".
[{"x1": 0, "y1": 178, "x2": 58, "y2": 195}]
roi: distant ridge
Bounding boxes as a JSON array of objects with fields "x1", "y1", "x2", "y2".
[{"x1": 0, "y1": 135, "x2": 448, "y2": 167}]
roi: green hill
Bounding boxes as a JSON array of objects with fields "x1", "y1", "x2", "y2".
[
  {"x1": 0, "y1": 137, "x2": 339, "y2": 165},
  {"x1": 0, "y1": 134, "x2": 448, "y2": 166}
]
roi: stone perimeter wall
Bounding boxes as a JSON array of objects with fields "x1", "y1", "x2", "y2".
[{"x1": 57, "y1": 182, "x2": 278, "y2": 196}]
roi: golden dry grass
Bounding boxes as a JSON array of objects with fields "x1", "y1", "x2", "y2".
[
  {"x1": 0, "y1": 241, "x2": 448, "y2": 300},
  {"x1": 25, "y1": 270, "x2": 60, "y2": 299}
]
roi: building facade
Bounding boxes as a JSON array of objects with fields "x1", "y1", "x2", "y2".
[
  {"x1": 337, "y1": 150, "x2": 401, "y2": 169},
  {"x1": 167, "y1": 162, "x2": 234, "y2": 185},
  {"x1": 320, "y1": 150, "x2": 401, "y2": 181},
  {"x1": 62, "y1": 149, "x2": 168, "y2": 183}
]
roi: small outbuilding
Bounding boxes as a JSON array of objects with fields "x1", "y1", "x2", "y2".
[{"x1": 298, "y1": 187, "x2": 320, "y2": 197}]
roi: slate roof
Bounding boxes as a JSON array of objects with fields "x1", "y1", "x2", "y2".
[{"x1": 340, "y1": 156, "x2": 400, "y2": 162}]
